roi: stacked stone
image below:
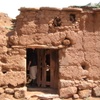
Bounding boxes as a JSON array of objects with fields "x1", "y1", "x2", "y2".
[
  {"x1": 0, "y1": 86, "x2": 26, "y2": 99},
  {"x1": 58, "y1": 9, "x2": 100, "y2": 99},
  {"x1": 59, "y1": 79, "x2": 100, "y2": 99},
  {"x1": 0, "y1": 13, "x2": 26, "y2": 99}
]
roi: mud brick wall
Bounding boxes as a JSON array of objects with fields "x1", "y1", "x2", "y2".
[
  {"x1": 0, "y1": 13, "x2": 26, "y2": 99},
  {"x1": 59, "y1": 10, "x2": 100, "y2": 98},
  {"x1": 0, "y1": 7, "x2": 100, "y2": 99}
]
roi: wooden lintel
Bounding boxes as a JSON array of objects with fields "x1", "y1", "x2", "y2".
[
  {"x1": 12, "y1": 45, "x2": 65, "y2": 49},
  {"x1": 27, "y1": 45, "x2": 65, "y2": 49},
  {"x1": 12, "y1": 45, "x2": 26, "y2": 48}
]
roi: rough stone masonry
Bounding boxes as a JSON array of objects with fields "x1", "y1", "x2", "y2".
[{"x1": 0, "y1": 7, "x2": 100, "y2": 99}]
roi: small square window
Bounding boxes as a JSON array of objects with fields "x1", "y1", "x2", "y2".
[
  {"x1": 70, "y1": 14, "x2": 76, "y2": 23},
  {"x1": 52, "y1": 17, "x2": 62, "y2": 27}
]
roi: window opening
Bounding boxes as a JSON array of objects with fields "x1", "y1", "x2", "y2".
[
  {"x1": 70, "y1": 14, "x2": 76, "y2": 23},
  {"x1": 53, "y1": 17, "x2": 62, "y2": 27},
  {"x1": 26, "y1": 48, "x2": 38, "y2": 87}
]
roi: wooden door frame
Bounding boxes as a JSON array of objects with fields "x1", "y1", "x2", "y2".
[{"x1": 37, "y1": 49, "x2": 59, "y2": 89}]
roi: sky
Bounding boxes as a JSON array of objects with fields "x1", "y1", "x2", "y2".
[{"x1": 0, "y1": 0, "x2": 100, "y2": 18}]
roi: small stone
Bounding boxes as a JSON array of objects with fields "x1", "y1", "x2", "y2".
[
  {"x1": 78, "y1": 90, "x2": 91, "y2": 99},
  {"x1": 73, "y1": 94, "x2": 79, "y2": 99},
  {"x1": 93, "y1": 86, "x2": 100, "y2": 97},
  {"x1": 14, "y1": 86, "x2": 27, "y2": 91},
  {"x1": 60, "y1": 87, "x2": 77, "y2": 98},
  {"x1": 74, "y1": 80, "x2": 80, "y2": 84},
  {"x1": 62, "y1": 39, "x2": 71, "y2": 46},
  {"x1": 0, "y1": 88, "x2": 4, "y2": 94},
  {"x1": 78, "y1": 81, "x2": 94, "y2": 90},
  {"x1": 5, "y1": 88, "x2": 14, "y2": 94},
  {"x1": 14, "y1": 90, "x2": 25, "y2": 99}
]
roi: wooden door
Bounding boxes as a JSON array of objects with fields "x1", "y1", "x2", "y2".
[{"x1": 37, "y1": 49, "x2": 59, "y2": 89}]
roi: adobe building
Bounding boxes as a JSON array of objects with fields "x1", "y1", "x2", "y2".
[{"x1": 0, "y1": 7, "x2": 100, "y2": 99}]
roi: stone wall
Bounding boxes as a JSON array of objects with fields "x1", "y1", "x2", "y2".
[
  {"x1": 10, "y1": 7, "x2": 100, "y2": 99},
  {"x1": 58, "y1": 9, "x2": 100, "y2": 99},
  {"x1": 0, "y1": 7, "x2": 100, "y2": 99},
  {"x1": 0, "y1": 13, "x2": 26, "y2": 99},
  {"x1": 10, "y1": 7, "x2": 82, "y2": 47}
]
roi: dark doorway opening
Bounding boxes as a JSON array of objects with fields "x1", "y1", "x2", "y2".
[
  {"x1": 26, "y1": 48, "x2": 59, "y2": 90},
  {"x1": 26, "y1": 48, "x2": 38, "y2": 87}
]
